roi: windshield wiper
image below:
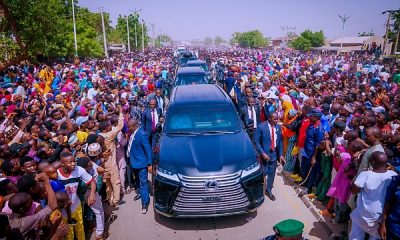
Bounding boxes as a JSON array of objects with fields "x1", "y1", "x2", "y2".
[
  {"x1": 166, "y1": 131, "x2": 199, "y2": 135},
  {"x1": 197, "y1": 130, "x2": 236, "y2": 134}
]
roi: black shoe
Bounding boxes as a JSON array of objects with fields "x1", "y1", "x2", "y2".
[
  {"x1": 141, "y1": 204, "x2": 148, "y2": 214},
  {"x1": 134, "y1": 194, "x2": 141, "y2": 201},
  {"x1": 265, "y1": 191, "x2": 276, "y2": 201},
  {"x1": 118, "y1": 200, "x2": 126, "y2": 205},
  {"x1": 67, "y1": 218, "x2": 77, "y2": 225}
]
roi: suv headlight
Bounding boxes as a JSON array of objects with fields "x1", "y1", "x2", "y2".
[
  {"x1": 157, "y1": 167, "x2": 180, "y2": 182},
  {"x1": 241, "y1": 162, "x2": 261, "y2": 178}
]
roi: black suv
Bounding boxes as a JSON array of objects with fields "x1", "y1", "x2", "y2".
[
  {"x1": 174, "y1": 66, "x2": 209, "y2": 86},
  {"x1": 153, "y1": 85, "x2": 264, "y2": 217}
]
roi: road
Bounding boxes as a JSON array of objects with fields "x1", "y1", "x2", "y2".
[{"x1": 105, "y1": 172, "x2": 329, "y2": 240}]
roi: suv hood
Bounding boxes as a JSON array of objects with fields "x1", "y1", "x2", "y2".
[{"x1": 159, "y1": 131, "x2": 257, "y2": 177}]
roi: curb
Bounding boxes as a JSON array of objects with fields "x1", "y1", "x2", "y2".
[{"x1": 279, "y1": 171, "x2": 345, "y2": 239}]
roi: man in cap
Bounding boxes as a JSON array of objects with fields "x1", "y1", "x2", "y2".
[
  {"x1": 262, "y1": 219, "x2": 306, "y2": 240},
  {"x1": 296, "y1": 109, "x2": 323, "y2": 194}
]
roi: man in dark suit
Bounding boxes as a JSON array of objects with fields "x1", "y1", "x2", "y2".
[
  {"x1": 141, "y1": 99, "x2": 162, "y2": 139},
  {"x1": 147, "y1": 88, "x2": 166, "y2": 114},
  {"x1": 126, "y1": 119, "x2": 152, "y2": 214},
  {"x1": 240, "y1": 97, "x2": 260, "y2": 139},
  {"x1": 254, "y1": 112, "x2": 284, "y2": 201}
]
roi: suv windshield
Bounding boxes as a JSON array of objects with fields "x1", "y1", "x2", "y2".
[
  {"x1": 165, "y1": 104, "x2": 241, "y2": 133},
  {"x1": 187, "y1": 63, "x2": 209, "y2": 72},
  {"x1": 175, "y1": 74, "x2": 208, "y2": 85}
]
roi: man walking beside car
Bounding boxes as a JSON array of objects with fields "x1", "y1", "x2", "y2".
[
  {"x1": 254, "y1": 112, "x2": 284, "y2": 201},
  {"x1": 127, "y1": 119, "x2": 153, "y2": 214}
]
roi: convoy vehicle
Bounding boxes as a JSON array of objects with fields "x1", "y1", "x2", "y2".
[
  {"x1": 174, "y1": 67, "x2": 209, "y2": 86},
  {"x1": 186, "y1": 60, "x2": 212, "y2": 83},
  {"x1": 153, "y1": 84, "x2": 264, "y2": 217}
]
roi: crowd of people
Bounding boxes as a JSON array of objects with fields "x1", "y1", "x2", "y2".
[{"x1": 0, "y1": 46, "x2": 399, "y2": 240}]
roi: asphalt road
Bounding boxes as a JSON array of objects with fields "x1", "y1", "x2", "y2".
[{"x1": 104, "y1": 172, "x2": 329, "y2": 240}]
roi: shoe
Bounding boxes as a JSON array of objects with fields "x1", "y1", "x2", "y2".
[
  {"x1": 141, "y1": 205, "x2": 149, "y2": 214},
  {"x1": 67, "y1": 218, "x2": 77, "y2": 225},
  {"x1": 319, "y1": 209, "x2": 333, "y2": 217},
  {"x1": 308, "y1": 193, "x2": 316, "y2": 199},
  {"x1": 118, "y1": 200, "x2": 126, "y2": 205},
  {"x1": 290, "y1": 173, "x2": 299, "y2": 178},
  {"x1": 134, "y1": 194, "x2": 141, "y2": 201},
  {"x1": 106, "y1": 213, "x2": 117, "y2": 223},
  {"x1": 265, "y1": 191, "x2": 276, "y2": 201},
  {"x1": 124, "y1": 186, "x2": 131, "y2": 194},
  {"x1": 294, "y1": 177, "x2": 303, "y2": 184}
]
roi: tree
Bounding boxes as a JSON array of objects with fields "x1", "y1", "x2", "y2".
[
  {"x1": 0, "y1": 0, "x2": 114, "y2": 70},
  {"x1": 358, "y1": 31, "x2": 374, "y2": 37},
  {"x1": 115, "y1": 14, "x2": 149, "y2": 51},
  {"x1": 214, "y1": 36, "x2": 225, "y2": 46},
  {"x1": 204, "y1": 37, "x2": 213, "y2": 46},
  {"x1": 233, "y1": 30, "x2": 267, "y2": 48},
  {"x1": 388, "y1": 11, "x2": 400, "y2": 53},
  {"x1": 155, "y1": 34, "x2": 172, "y2": 47},
  {"x1": 230, "y1": 32, "x2": 241, "y2": 45},
  {"x1": 290, "y1": 29, "x2": 325, "y2": 51}
]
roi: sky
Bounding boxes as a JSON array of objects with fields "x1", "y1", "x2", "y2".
[{"x1": 78, "y1": 0, "x2": 399, "y2": 41}]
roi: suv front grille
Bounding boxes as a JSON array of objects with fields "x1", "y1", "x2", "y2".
[{"x1": 172, "y1": 171, "x2": 250, "y2": 214}]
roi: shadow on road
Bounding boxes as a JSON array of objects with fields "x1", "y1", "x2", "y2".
[{"x1": 154, "y1": 210, "x2": 258, "y2": 231}]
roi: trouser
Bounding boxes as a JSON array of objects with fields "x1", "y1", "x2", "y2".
[
  {"x1": 63, "y1": 205, "x2": 85, "y2": 240},
  {"x1": 90, "y1": 192, "x2": 104, "y2": 236},
  {"x1": 117, "y1": 156, "x2": 127, "y2": 191},
  {"x1": 349, "y1": 220, "x2": 380, "y2": 240},
  {"x1": 133, "y1": 167, "x2": 150, "y2": 206},
  {"x1": 305, "y1": 161, "x2": 320, "y2": 191},
  {"x1": 104, "y1": 167, "x2": 121, "y2": 206},
  {"x1": 334, "y1": 199, "x2": 350, "y2": 223},
  {"x1": 263, "y1": 160, "x2": 277, "y2": 193},
  {"x1": 300, "y1": 155, "x2": 311, "y2": 181}
]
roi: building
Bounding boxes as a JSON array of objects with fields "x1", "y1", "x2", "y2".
[
  {"x1": 271, "y1": 35, "x2": 297, "y2": 49},
  {"x1": 315, "y1": 36, "x2": 392, "y2": 54}
]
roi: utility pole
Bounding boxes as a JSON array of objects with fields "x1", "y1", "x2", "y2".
[
  {"x1": 100, "y1": 7, "x2": 108, "y2": 58},
  {"x1": 142, "y1": 20, "x2": 145, "y2": 53},
  {"x1": 280, "y1": 26, "x2": 286, "y2": 47},
  {"x1": 127, "y1": 9, "x2": 142, "y2": 50},
  {"x1": 287, "y1": 26, "x2": 296, "y2": 45},
  {"x1": 71, "y1": 0, "x2": 78, "y2": 56},
  {"x1": 151, "y1": 23, "x2": 155, "y2": 47},
  {"x1": 338, "y1": 14, "x2": 350, "y2": 50},
  {"x1": 126, "y1": 16, "x2": 130, "y2": 52}
]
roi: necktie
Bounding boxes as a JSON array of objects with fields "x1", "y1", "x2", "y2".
[
  {"x1": 249, "y1": 106, "x2": 254, "y2": 120},
  {"x1": 271, "y1": 125, "x2": 275, "y2": 150},
  {"x1": 157, "y1": 97, "x2": 162, "y2": 108},
  {"x1": 151, "y1": 109, "x2": 156, "y2": 132},
  {"x1": 127, "y1": 132, "x2": 135, "y2": 155}
]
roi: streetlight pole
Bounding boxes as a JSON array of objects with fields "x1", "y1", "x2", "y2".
[
  {"x1": 71, "y1": 0, "x2": 78, "y2": 56},
  {"x1": 126, "y1": 16, "x2": 130, "y2": 52},
  {"x1": 142, "y1": 20, "x2": 145, "y2": 53},
  {"x1": 100, "y1": 7, "x2": 108, "y2": 58},
  {"x1": 338, "y1": 14, "x2": 350, "y2": 50}
]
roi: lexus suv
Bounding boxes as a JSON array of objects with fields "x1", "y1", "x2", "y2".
[
  {"x1": 153, "y1": 84, "x2": 264, "y2": 217},
  {"x1": 174, "y1": 66, "x2": 209, "y2": 86}
]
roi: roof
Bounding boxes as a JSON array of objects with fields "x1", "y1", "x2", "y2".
[
  {"x1": 330, "y1": 36, "x2": 371, "y2": 44},
  {"x1": 170, "y1": 85, "x2": 230, "y2": 105},
  {"x1": 186, "y1": 60, "x2": 206, "y2": 65},
  {"x1": 176, "y1": 66, "x2": 205, "y2": 75}
]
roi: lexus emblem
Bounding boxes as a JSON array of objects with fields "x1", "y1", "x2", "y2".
[{"x1": 204, "y1": 180, "x2": 218, "y2": 191}]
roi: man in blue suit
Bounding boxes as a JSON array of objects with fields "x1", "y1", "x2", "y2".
[
  {"x1": 141, "y1": 99, "x2": 162, "y2": 141},
  {"x1": 127, "y1": 119, "x2": 152, "y2": 214},
  {"x1": 254, "y1": 112, "x2": 284, "y2": 201}
]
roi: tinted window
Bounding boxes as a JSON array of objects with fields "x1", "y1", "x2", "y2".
[
  {"x1": 165, "y1": 104, "x2": 240, "y2": 133},
  {"x1": 187, "y1": 63, "x2": 209, "y2": 71},
  {"x1": 175, "y1": 74, "x2": 208, "y2": 85}
]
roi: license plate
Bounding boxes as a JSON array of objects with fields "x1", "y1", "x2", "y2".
[{"x1": 202, "y1": 196, "x2": 221, "y2": 202}]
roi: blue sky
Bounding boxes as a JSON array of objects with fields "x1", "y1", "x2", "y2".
[{"x1": 78, "y1": 0, "x2": 399, "y2": 41}]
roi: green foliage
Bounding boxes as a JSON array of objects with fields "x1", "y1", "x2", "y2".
[
  {"x1": 358, "y1": 32, "x2": 375, "y2": 37},
  {"x1": 291, "y1": 29, "x2": 325, "y2": 51},
  {"x1": 155, "y1": 34, "x2": 172, "y2": 47},
  {"x1": 204, "y1": 37, "x2": 213, "y2": 46},
  {"x1": 115, "y1": 14, "x2": 149, "y2": 51},
  {"x1": 231, "y1": 30, "x2": 267, "y2": 48},
  {"x1": 214, "y1": 36, "x2": 225, "y2": 46}
]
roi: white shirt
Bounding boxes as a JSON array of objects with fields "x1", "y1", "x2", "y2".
[
  {"x1": 156, "y1": 96, "x2": 164, "y2": 113},
  {"x1": 247, "y1": 106, "x2": 257, "y2": 128},
  {"x1": 351, "y1": 170, "x2": 397, "y2": 235},
  {"x1": 127, "y1": 128, "x2": 139, "y2": 155},
  {"x1": 267, "y1": 122, "x2": 277, "y2": 148},
  {"x1": 151, "y1": 108, "x2": 159, "y2": 128}
]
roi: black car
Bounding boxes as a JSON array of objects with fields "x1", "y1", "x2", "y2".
[
  {"x1": 174, "y1": 67, "x2": 208, "y2": 86},
  {"x1": 177, "y1": 51, "x2": 197, "y2": 67},
  {"x1": 186, "y1": 60, "x2": 212, "y2": 83},
  {"x1": 153, "y1": 84, "x2": 264, "y2": 218}
]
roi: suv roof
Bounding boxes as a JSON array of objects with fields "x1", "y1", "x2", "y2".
[
  {"x1": 186, "y1": 60, "x2": 206, "y2": 65},
  {"x1": 170, "y1": 85, "x2": 231, "y2": 105},
  {"x1": 176, "y1": 66, "x2": 205, "y2": 75}
]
